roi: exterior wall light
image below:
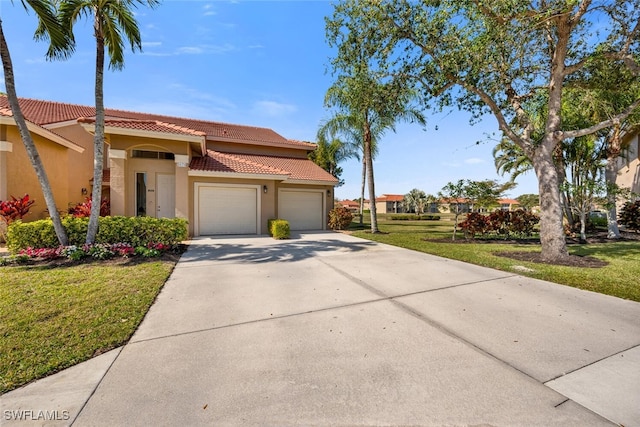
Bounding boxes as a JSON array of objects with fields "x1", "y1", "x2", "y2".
[
  {"x1": 263, "y1": 185, "x2": 268, "y2": 194},
  {"x1": 81, "y1": 188, "x2": 88, "y2": 195}
]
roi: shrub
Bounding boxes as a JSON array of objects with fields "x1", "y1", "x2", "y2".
[
  {"x1": 7, "y1": 216, "x2": 188, "y2": 253},
  {"x1": 459, "y1": 212, "x2": 490, "y2": 238},
  {"x1": 619, "y1": 200, "x2": 640, "y2": 232},
  {"x1": 459, "y1": 210, "x2": 539, "y2": 240},
  {"x1": 328, "y1": 207, "x2": 353, "y2": 230},
  {"x1": 0, "y1": 194, "x2": 35, "y2": 223},
  {"x1": 268, "y1": 219, "x2": 290, "y2": 239},
  {"x1": 0, "y1": 194, "x2": 35, "y2": 242},
  {"x1": 68, "y1": 197, "x2": 110, "y2": 217}
]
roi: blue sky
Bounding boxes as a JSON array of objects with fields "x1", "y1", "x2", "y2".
[{"x1": 0, "y1": 0, "x2": 539, "y2": 200}]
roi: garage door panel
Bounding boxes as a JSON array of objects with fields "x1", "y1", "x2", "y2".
[
  {"x1": 279, "y1": 190, "x2": 323, "y2": 231},
  {"x1": 198, "y1": 186, "x2": 257, "y2": 235}
]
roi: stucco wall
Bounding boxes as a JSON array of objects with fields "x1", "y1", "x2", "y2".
[
  {"x1": 4, "y1": 126, "x2": 70, "y2": 220},
  {"x1": 48, "y1": 123, "x2": 96, "y2": 207},
  {"x1": 616, "y1": 134, "x2": 640, "y2": 197},
  {"x1": 209, "y1": 141, "x2": 310, "y2": 159}
]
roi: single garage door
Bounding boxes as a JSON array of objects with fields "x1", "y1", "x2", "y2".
[
  {"x1": 279, "y1": 190, "x2": 324, "y2": 231},
  {"x1": 197, "y1": 185, "x2": 258, "y2": 235}
]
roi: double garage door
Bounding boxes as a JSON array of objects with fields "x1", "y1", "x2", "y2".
[{"x1": 196, "y1": 184, "x2": 324, "y2": 235}]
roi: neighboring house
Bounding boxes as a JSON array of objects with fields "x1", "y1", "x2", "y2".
[
  {"x1": 0, "y1": 96, "x2": 338, "y2": 236},
  {"x1": 497, "y1": 198, "x2": 520, "y2": 211},
  {"x1": 338, "y1": 199, "x2": 360, "y2": 213},
  {"x1": 438, "y1": 198, "x2": 519, "y2": 213},
  {"x1": 368, "y1": 194, "x2": 406, "y2": 214},
  {"x1": 616, "y1": 130, "x2": 640, "y2": 201}
]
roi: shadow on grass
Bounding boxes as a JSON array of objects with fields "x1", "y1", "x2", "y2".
[{"x1": 570, "y1": 241, "x2": 640, "y2": 260}]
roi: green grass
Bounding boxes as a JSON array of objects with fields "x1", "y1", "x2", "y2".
[
  {"x1": 351, "y1": 214, "x2": 640, "y2": 302},
  {"x1": 0, "y1": 260, "x2": 176, "y2": 394}
]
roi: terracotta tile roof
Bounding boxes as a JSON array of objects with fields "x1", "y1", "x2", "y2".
[
  {"x1": 498, "y1": 198, "x2": 520, "y2": 204},
  {"x1": 0, "y1": 95, "x2": 313, "y2": 150},
  {"x1": 78, "y1": 117, "x2": 206, "y2": 137},
  {"x1": 190, "y1": 150, "x2": 290, "y2": 176},
  {"x1": 228, "y1": 152, "x2": 339, "y2": 182},
  {"x1": 376, "y1": 194, "x2": 405, "y2": 202},
  {"x1": 190, "y1": 150, "x2": 338, "y2": 183}
]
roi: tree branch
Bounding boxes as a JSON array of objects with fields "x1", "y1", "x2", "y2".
[{"x1": 562, "y1": 97, "x2": 640, "y2": 139}]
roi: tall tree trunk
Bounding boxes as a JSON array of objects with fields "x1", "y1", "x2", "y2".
[
  {"x1": 86, "y1": 30, "x2": 105, "y2": 244},
  {"x1": 604, "y1": 127, "x2": 622, "y2": 239},
  {"x1": 359, "y1": 155, "x2": 366, "y2": 226},
  {"x1": 364, "y1": 122, "x2": 378, "y2": 233},
  {"x1": 533, "y1": 144, "x2": 569, "y2": 262},
  {"x1": 0, "y1": 21, "x2": 68, "y2": 246}
]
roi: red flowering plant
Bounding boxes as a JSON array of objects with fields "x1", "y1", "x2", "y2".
[
  {"x1": 0, "y1": 194, "x2": 35, "y2": 223},
  {"x1": 68, "y1": 197, "x2": 110, "y2": 218}
]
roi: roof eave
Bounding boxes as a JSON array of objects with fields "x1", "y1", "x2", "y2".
[
  {"x1": 0, "y1": 116, "x2": 85, "y2": 153},
  {"x1": 79, "y1": 122, "x2": 206, "y2": 144},
  {"x1": 283, "y1": 179, "x2": 339, "y2": 186},
  {"x1": 188, "y1": 170, "x2": 290, "y2": 180}
]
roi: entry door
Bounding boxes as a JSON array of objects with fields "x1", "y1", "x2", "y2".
[{"x1": 156, "y1": 173, "x2": 175, "y2": 218}]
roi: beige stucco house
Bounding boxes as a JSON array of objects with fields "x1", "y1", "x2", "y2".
[
  {"x1": 0, "y1": 96, "x2": 338, "y2": 236},
  {"x1": 616, "y1": 131, "x2": 640, "y2": 200}
]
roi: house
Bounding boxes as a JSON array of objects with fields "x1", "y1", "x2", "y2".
[
  {"x1": 497, "y1": 198, "x2": 520, "y2": 211},
  {"x1": 616, "y1": 131, "x2": 640, "y2": 201},
  {"x1": 338, "y1": 199, "x2": 360, "y2": 213},
  {"x1": 367, "y1": 194, "x2": 406, "y2": 214},
  {"x1": 0, "y1": 96, "x2": 338, "y2": 236},
  {"x1": 437, "y1": 198, "x2": 519, "y2": 213}
]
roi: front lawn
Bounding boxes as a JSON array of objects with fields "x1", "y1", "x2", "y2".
[
  {"x1": 350, "y1": 215, "x2": 640, "y2": 302},
  {"x1": 0, "y1": 259, "x2": 176, "y2": 394}
]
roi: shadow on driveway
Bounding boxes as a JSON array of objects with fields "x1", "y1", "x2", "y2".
[{"x1": 179, "y1": 235, "x2": 377, "y2": 264}]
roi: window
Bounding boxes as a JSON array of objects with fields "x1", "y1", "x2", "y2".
[
  {"x1": 131, "y1": 150, "x2": 175, "y2": 160},
  {"x1": 136, "y1": 172, "x2": 147, "y2": 216}
]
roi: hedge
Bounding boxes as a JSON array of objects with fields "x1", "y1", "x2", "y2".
[
  {"x1": 267, "y1": 218, "x2": 290, "y2": 239},
  {"x1": 389, "y1": 214, "x2": 441, "y2": 221},
  {"x1": 7, "y1": 216, "x2": 188, "y2": 254}
]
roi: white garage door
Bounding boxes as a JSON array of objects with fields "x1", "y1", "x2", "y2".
[
  {"x1": 197, "y1": 185, "x2": 258, "y2": 235},
  {"x1": 279, "y1": 190, "x2": 324, "y2": 231}
]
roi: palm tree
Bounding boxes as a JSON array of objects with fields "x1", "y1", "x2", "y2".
[
  {"x1": 59, "y1": 0, "x2": 159, "y2": 244},
  {"x1": 403, "y1": 188, "x2": 427, "y2": 214},
  {"x1": 0, "y1": 0, "x2": 74, "y2": 246},
  {"x1": 318, "y1": 113, "x2": 381, "y2": 225}
]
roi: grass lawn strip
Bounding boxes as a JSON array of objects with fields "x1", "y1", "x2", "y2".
[
  {"x1": 0, "y1": 260, "x2": 175, "y2": 394},
  {"x1": 351, "y1": 215, "x2": 640, "y2": 303}
]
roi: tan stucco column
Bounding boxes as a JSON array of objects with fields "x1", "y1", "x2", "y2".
[
  {"x1": 109, "y1": 149, "x2": 127, "y2": 216},
  {"x1": 174, "y1": 155, "x2": 189, "y2": 219},
  {"x1": 0, "y1": 141, "x2": 12, "y2": 201}
]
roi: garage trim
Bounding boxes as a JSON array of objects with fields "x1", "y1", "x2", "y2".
[{"x1": 194, "y1": 182, "x2": 262, "y2": 236}]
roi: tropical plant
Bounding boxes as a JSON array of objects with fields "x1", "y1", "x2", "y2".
[
  {"x1": 58, "y1": 0, "x2": 160, "y2": 244},
  {"x1": 325, "y1": 10, "x2": 426, "y2": 233},
  {"x1": 317, "y1": 113, "x2": 382, "y2": 225},
  {"x1": 403, "y1": 188, "x2": 427, "y2": 215},
  {"x1": 328, "y1": 1, "x2": 640, "y2": 262},
  {"x1": 0, "y1": 0, "x2": 74, "y2": 246},
  {"x1": 328, "y1": 206, "x2": 353, "y2": 230},
  {"x1": 619, "y1": 200, "x2": 640, "y2": 232},
  {"x1": 68, "y1": 197, "x2": 110, "y2": 218}
]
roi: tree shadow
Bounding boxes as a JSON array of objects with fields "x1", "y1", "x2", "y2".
[{"x1": 178, "y1": 234, "x2": 377, "y2": 264}]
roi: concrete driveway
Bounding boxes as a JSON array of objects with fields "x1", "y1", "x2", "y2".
[{"x1": 3, "y1": 232, "x2": 640, "y2": 426}]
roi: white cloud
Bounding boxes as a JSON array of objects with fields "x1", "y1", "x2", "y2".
[
  {"x1": 464, "y1": 157, "x2": 485, "y2": 164},
  {"x1": 252, "y1": 101, "x2": 297, "y2": 117},
  {"x1": 142, "y1": 41, "x2": 162, "y2": 48},
  {"x1": 177, "y1": 46, "x2": 204, "y2": 55}
]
